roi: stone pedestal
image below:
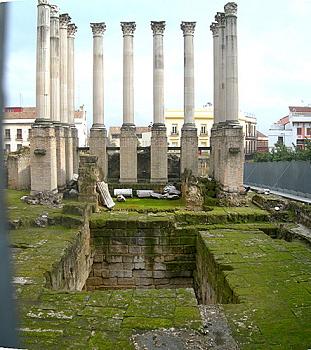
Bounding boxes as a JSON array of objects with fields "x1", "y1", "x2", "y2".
[
  {"x1": 71, "y1": 126, "x2": 79, "y2": 175},
  {"x1": 30, "y1": 120, "x2": 57, "y2": 194},
  {"x1": 54, "y1": 124, "x2": 66, "y2": 189},
  {"x1": 180, "y1": 126, "x2": 198, "y2": 177},
  {"x1": 89, "y1": 127, "x2": 107, "y2": 180},
  {"x1": 150, "y1": 125, "x2": 168, "y2": 183},
  {"x1": 78, "y1": 154, "x2": 99, "y2": 206},
  {"x1": 211, "y1": 122, "x2": 244, "y2": 192},
  {"x1": 120, "y1": 125, "x2": 137, "y2": 183},
  {"x1": 64, "y1": 125, "x2": 73, "y2": 182}
]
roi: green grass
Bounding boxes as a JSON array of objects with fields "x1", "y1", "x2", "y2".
[{"x1": 112, "y1": 197, "x2": 185, "y2": 211}]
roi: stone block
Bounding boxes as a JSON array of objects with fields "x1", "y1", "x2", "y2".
[
  {"x1": 129, "y1": 246, "x2": 142, "y2": 254},
  {"x1": 134, "y1": 262, "x2": 145, "y2": 270},
  {"x1": 89, "y1": 127, "x2": 108, "y2": 180},
  {"x1": 110, "y1": 245, "x2": 128, "y2": 254},
  {"x1": 119, "y1": 125, "x2": 137, "y2": 183},
  {"x1": 150, "y1": 126, "x2": 168, "y2": 183},
  {"x1": 180, "y1": 126, "x2": 198, "y2": 177},
  {"x1": 153, "y1": 270, "x2": 167, "y2": 279},
  {"x1": 154, "y1": 262, "x2": 166, "y2": 271},
  {"x1": 7, "y1": 152, "x2": 30, "y2": 190},
  {"x1": 30, "y1": 122, "x2": 58, "y2": 194},
  {"x1": 64, "y1": 126, "x2": 74, "y2": 182},
  {"x1": 133, "y1": 255, "x2": 144, "y2": 263}
]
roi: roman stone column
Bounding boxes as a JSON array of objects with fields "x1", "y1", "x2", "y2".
[
  {"x1": 216, "y1": 12, "x2": 226, "y2": 124},
  {"x1": 31, "y1": 0, "x2": 57, "y2": 194},
  {"x1": 50, "y1": 5, "x2": 65, "y2": 189},
  {"x1": 210, "y1": 22, "x2": 219, "y2": 125},
  {"x1": 50, "y1": 5, "x2": 60, "y2": 123},
  {"x1": 120, "y1": 22, "x2": 137, "y2": 183},
  {"x1": 209, "y1": 22, "x2": 219, "y2": 179},
  {"x1": 150, "y1": 21, "x2": 168, "y2": 183},
  {"x1": 68, "y1": 23, "x2": 79, "y2": 176},
  {"x1": 214, "y1": 2, "x2": 244, "y2": 193},
  {"x1": 89, "y1": 22, "x2": 108, "y2": 180},
  {"x1": 225, "y1": 3, "x2": 238, "y2": 123},
  {"x1": 59, "y1": 13, "x2": 70, "y2": 124},
  {"x1": 180, "y1": 21, "x2": 198, "y2": 177}
]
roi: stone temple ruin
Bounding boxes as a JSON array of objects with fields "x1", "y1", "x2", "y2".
[
  {"x1": 29, "y1": 0, "x2": 244, "y2": 194},
  {"x1": 8, "y1": 2, "x2": 311, "y2": 349}
]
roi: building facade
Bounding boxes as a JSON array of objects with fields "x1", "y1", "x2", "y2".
[
  {"x1": 2, "y1": 105, "x2": 87, "y2": 152},
  {"x1": 165, "y1": 107, "x2": 257, "y2": 154},
  {"x1": 268, "y1": 106, "x2": 311, "y2": 150},
  {"x1": 108, "y1": 126, "x2": 152, "y2": 147}
]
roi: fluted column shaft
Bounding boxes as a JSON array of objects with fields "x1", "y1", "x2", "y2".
[
  {"x1": 50, "y1": 5, "x2": 60, "y2": 122},
  {"x1": 91, "y1": 22, "x2": 106, "y2": 128},
  {"x1": 36, "y1": 0, "x2": 50, "y2": 120},
  {"x1": 210, "y1": 22, "x2": 219, "y2": 124},
  {"x1": 216, "y1": 12, "x2": 226, "y2": 123},
  {"x1": 181, "y1": 22, "x2": 196, "y2": 126},
  {"x1": 121, "y1": 22, "x2": 136, "y2": 126},
  {"x1": 225, "y1": 2, "x2": 238, "y2": 122},
  {"x1": 151, "y1": 21, "x2": 165, "y2": 126},
  {"x1": 59, "y1": 13, "x2": 71, "y2": 124},
  {"x1": 67, "y1": 23, "x2": 77, "y2": 126}
]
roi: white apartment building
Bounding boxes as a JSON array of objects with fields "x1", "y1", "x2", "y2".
[
  {"x1": 2, "y1": 105, "x2": 87, "y2": 152},
  {"x1": 268, "y1": 106, "x2": 311, "y2": 150}
]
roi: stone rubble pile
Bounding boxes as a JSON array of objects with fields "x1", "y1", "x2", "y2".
[{"x1": 20, "y1": 191, "x2": 63, "y2": 208}]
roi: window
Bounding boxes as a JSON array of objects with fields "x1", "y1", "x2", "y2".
[
  {"x1": 16, "y1": 128, "x2": 23, "y2": 140},
  {"x1": 111, "y1": 134, "x2": 119, "y2": 139},
  {"x1": 171, "y1": 124, "x2": 178, "y2": 135},
  {"x1": 4, "y1": 129, "x2": 10, "y2": 140},
  {"x1": 200, "y1": 124, "x2": 207, "y2": 135},
  {"x1": 5, "y1": 144, "x2": 10, "y2": 153},
  {"x1": 307, "y1": 128, "x2": 311, "y2": 136},
  {"x1": 297, "y1": 127, "x2": 302, "y2": 136},
  {"x1": 171, "y1": 142, "x2": 178, "y2": 147},
  {"x1": 277, "y1": 136, "x2": 283, "y2": 145},
  {"x1": 17, "y1": 144, "x2": 22, "y2": 151},
  {"x1": 136, "y1": 133, "x2": 142, "y2": 139}
]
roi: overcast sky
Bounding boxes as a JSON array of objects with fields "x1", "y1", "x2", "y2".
[{"x1": 4, "y1": 0, "x2": 311, "y2": 133}]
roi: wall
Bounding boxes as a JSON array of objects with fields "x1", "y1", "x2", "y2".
[
  {"x1": 7, "y1": 152, "x2": 30, "y2": 190},
  {"x1": 85, "y1": 213, "x2": 196, "y2": 290},
  {"x1": 244, "y1": 160, "x2": 311, "y2": 199}
]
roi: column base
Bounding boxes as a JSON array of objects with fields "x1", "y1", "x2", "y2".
[
  {"x1": 64, "y1": 125, "x2": 74, "y2": 182},
  {"x1": 180, "y1": 126, "x2": 198, "y2": 177},
  {"x1": 54, "y1": 124, "x2": 67, "y2": 190},
  {"x1": 119, "y1": 125, "x2": 137, "y2": 183},
  {"x1": 150, "y1": 125, "x2": 168, "y2": 184},
  {"x1": 211, "y1": 121, "x2": 244, "y2": 193},
  {"x1": 71, "y1": 126, "x2": 79, "y2": 175},
  {"x1": 89, "y1": 127, "x2": 108, "y2": 181},
  {"x1": 30, "y1": 121, "x2": 58, "y2": 194}
]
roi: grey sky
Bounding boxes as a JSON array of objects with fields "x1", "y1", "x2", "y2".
[{"x1": 5, "y1": 0, "x2": 311, "y2": 133}]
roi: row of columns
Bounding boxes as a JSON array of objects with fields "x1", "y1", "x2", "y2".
[
  {"x1": 31, "y1": 0, "x2": 78, "y2": 194},
  {"x1": 89, "y1": 20, "x2": 198, "y2": 183},
  {"x1": 209, "y1": 2, "x2": 244, "y2": 193}
]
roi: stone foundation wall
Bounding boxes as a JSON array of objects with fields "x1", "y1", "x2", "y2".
[
  {"x1": 44, "y1": 220, "x2": 94, "y2": 291},
  {"x1": 194, "y1": 231, "x2": 238, "y2": 304},
  {"x1": 86, "y1": 214, "x2": 196, "y2": 290},
  {"x1": 7, "y1": 152, "x2": 30, "y2": 190}
]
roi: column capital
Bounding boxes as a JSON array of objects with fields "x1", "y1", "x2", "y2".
[
  {"x1": 151, "y1": 21, "x2": 166, "y2": 35},
  {"x1": 224, "y1": 2, "x2": 237, "y2": 17},
  {"x1": 215, "y1": 12, "x2": 225, "y2": 26},
  {"x1": 68, "y1": 23, "x2": 77, "y2": 38},
  {"x1": 121, "y1": 22, "x2": 136, "y2": 36},
  {"x1": 210, "y1": 22, "x2": 219, "y2": 36},
  {"x1": 90, "y1": 22, "x2": 106, "y2": 36},
  {"x1": 60, "y1": 13, "x2": 71, "y2": 28},
  {"x1": 50, "y1": 4, "x2": 59, "y2": 18},
  {"x1": 180, "y1": 21, "x2": 196, "y2": 36}
]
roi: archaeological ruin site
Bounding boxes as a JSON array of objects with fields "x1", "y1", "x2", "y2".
[{"x1": 4, "y1": 1, "x2": 311, "y2": 349}]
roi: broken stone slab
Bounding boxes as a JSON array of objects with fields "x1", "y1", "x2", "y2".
[
  {"x1": 136, "y1": 190, "x2": 154, "y2": 198},
  {"x1": 114, "y1": 189, "x2": 133, "y2": 198},
  {"x1": 117, "y1": 195, "x2": 126, "y2": 202},
  {"x1": 97, "y1": 181, "x2": 115, "y2": 209},
  {"x1": 35, "y1": 213, "x2": 49, "y2": 227},
  {"x1": 150, "y1": 192, "x2": 164, "y2": 199}
]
